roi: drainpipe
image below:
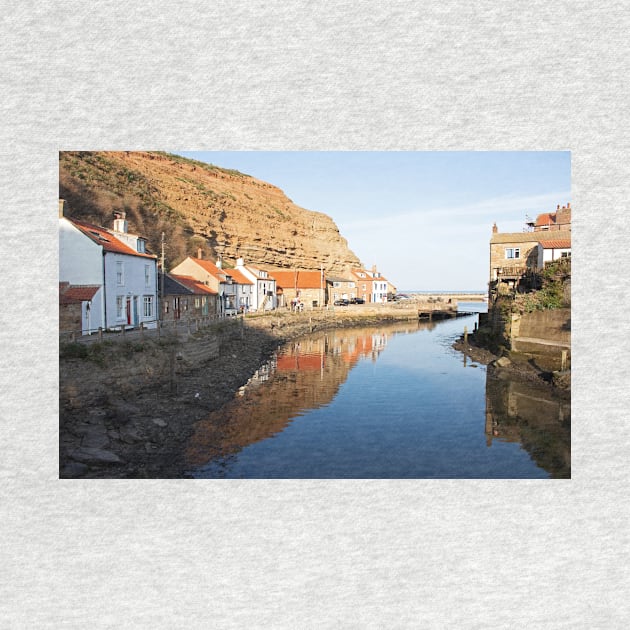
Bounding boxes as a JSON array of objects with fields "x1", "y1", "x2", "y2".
[{"x1": 102, "y1": 251, "x2": 107, "y2": 330}]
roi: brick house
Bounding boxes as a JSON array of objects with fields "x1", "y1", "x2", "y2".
[{"x1": 526, "y1": 203, "x2": 572, "y2": 232}]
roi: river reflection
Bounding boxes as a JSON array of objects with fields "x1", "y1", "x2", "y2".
[{"x1": 187, "y1": 315, "x2": 570, "y2": 478}]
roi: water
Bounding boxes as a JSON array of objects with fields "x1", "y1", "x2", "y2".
[{"x1": 187, "y1": 304, "x2": 570, "y2": 478}]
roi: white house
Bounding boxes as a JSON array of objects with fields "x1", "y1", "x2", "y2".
[
  {"x1": 59, "y1": 201, "x2": 159, "y2": 332},
  {"x1": 539, "y1": 239, "x2": 571, "y2": 265},
  {"x1": 234, "y1": 258, "x2": 277, "y2": 311}
]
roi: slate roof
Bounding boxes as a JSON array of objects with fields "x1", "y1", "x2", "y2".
[{"x1": 68, "y1": 218, "x2": 156, "y2": 259}]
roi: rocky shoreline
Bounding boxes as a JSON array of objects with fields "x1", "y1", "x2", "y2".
[
  {"x1": 60, "y1": 309, "x2": 423, "y2": 479},
  {"x1": 452, "y1": 335, "x2": 571, "y2": 398}
]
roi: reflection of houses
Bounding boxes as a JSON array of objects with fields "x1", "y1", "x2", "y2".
[
  {"x1": 273, "y1": 270, "x2": 326, "y2": 308},
  {"x1": 234, "y1": 258, "x2": 277, "y2": 311},
  {"x1": 159, "y1": 273, "x2": 217, "y2": 322},
  {"x1": 490, "y1": 221, "x2": 571, "y2": 295},
  {"x1": 59, "y1": 200, "x2": 158, "y2": 333},
  {"x1": 170, "y1": 255, "x2": 240, "y2": 316}
]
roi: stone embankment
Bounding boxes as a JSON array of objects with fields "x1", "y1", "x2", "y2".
[{"x1": 60, "y1": 307, "x2": 429, "y2": 479}]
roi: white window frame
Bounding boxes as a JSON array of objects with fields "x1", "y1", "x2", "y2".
[
  {"x1": 145, "y1": 264, "x2": 151, "y2": 288},
  {"x1": 505, "y1": 247, "x2": 520, "y2": 259},
  {"x1": 116, "y1": 296, "x2": 124, "y2": 319},
  {"x1": 116, "y1": 261, "x2": 124, "y2": 286},
  {"x1": 143, "y1": 295, "x2": 153, "y2": 318}
]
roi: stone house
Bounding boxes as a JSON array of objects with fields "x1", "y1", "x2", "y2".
[
  {"x1": 326, "y1": 276, "x2": 357, "y2": 303},
  {"x1": 272, "y1": 270, "x2": 326, "y2": 309},
  {"x1": 59, "y1": 282, "x2": 101, "y2": 335},
  {"x1": 59, "y1": 200, "x2": 159, "y2": 333},
  {"x1": 170, "y1": 256, "x2": 240, "y2": 316},
  {"x1": 159, "y1": 273, "x2": 217, "y2": 322},
  {"x1": 490, "y1": 224, "x2": 571, "y2": 294}
]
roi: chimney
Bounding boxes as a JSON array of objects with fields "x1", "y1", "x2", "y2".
[
  {"x1": 492, "y1": 222, "x2": 498, "y2": 234},
  {"x1": 236, "y1": 257, "x2": 244, "y2": 268},
  {"x1": 58, "y1": 199, "x2": 65, "y2": 217},
  {"x1": 197, "y1": 247, "x2": 203, "y2": 259},
  {"x1": 113, "y1": 211, "x2": 128, "y2": 233},
  {"x1": 567, "y1": 202, "x2": 570, "y2": 209},
  {"x1": 216, "y1": 257, "x2": 222, "y2": 269}
]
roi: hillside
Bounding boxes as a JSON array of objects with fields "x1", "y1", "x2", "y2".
[{"x1": 59, "y1": 151, "x2": 362, "y2": 274}]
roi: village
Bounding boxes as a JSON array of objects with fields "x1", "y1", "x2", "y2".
[{"x1": 59, "y1": 198, "x2": 401, "y2": 338}]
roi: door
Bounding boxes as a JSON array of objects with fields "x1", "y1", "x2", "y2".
[
  {"x1": 126, "y1": 297, "x2": 132, "y2": 325},
  {"x1": 174, "y1": 297, "x2": 181, "y2": 320},
  {"x1": 133, "y1": 296, "x2": 139, "y2": 326}
]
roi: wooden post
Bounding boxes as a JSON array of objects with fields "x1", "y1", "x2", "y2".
[
  {"x1": 98, "y1": 327, "x2": 103, "y2": 341},
  {"x1": 561, "y1": 349, "x2": 568, "y2": 371},
  {"x1": 140, "y1": 322, "x2": 144, "y2": 340},
  {"x1": 464, "y1": 325, "x2": 468, "y2": 344}
]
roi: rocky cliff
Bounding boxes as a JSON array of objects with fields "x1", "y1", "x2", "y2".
[{"x1": 59, "y1": 151, "x2": 362, "y2": 274}]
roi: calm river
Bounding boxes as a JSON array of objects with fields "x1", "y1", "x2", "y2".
[{"x1": 186, "y1": 304, "x2": 570, "y2": 478}]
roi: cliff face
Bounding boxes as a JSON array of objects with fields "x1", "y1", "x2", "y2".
[{"x1": 59, "y1": 151, "x2": 361, "y2": 274}]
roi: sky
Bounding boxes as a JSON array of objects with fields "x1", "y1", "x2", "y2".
[{"x1": 175, "y1": 151, "x2": 571, "y2": 291}]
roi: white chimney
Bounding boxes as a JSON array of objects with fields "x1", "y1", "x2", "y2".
[
  {"x1": 236, "y1": 257, "x2": 244, "y2": 268},
  {"x1": 197, "y1": 247, "x2": 203, "y2": 260},
  {"x1": 216, "y1": 257, "x2": 222, "y2": 269},
  {"x1": 113, "y1": 211, "x2": 128, "y2": 233}
]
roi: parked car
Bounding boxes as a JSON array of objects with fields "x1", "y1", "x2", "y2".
[
  {"x1": 350, "y1": 297, "x2": 365, "y2": 304},
  {"x1": 334, "y1": 299, "x2": 349, "y2": 306}
]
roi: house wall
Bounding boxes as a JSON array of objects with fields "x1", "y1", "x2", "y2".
[
  {"x1": 489, "y1": 240, "x2": 541, "y2": 280},
  {"x1": 282, "y1": 287, "x2": 326, "y2": 308},
  {"x1": 543, "y1": 248, "x2": 571, "y2": 263},
  {"x1": 59, "y1": 219, "x2": 106, "y2": 329},
  {"x1": 104, "y1": 253, "x2": 158, "y2": 329}
]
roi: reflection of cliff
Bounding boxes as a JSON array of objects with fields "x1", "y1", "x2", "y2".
[
  {"x1": 185, "y1": 322, "x2": 421, "y2": 467},
  {"x1": 485, "y1": 376, "x2": 570, "y2": 478}
]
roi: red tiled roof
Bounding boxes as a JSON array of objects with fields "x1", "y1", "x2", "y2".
[
  {"x1": 69, "y1": 218, "x2": 156, "y2": 259},
  {"x1": 170, "y1": 274, "x2": 217, "y2": 295},
  {"x1": 225, "y1": 268, "x2": 254, "y2": 285},
  {"x1": 535, "y1": 213, "x2": 556, "y2": 227},
  {"x1": 272, "y1": 270, "x2": 325, "y2": 290},
  {"x1": 59, "y1": 283, "x2": 100, "y2": 304},
  {"x1": 540, "y1": 240, "x2": 571, "y2": 249},
  {"x1": 188, "y1": 258, "x2": 229, "y2": 279}
]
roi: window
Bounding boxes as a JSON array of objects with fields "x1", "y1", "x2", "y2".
[
  {"x1": 145, "y1": 265, "x2": 151, "y2": 288},
  {"x1": 143, "y1": 296, "x2": 153, "y2": 318},
  {"x1": 195, "y1": 297, "x2": 200, "y2": 308},
  {"x1": 116, "y1": 261, "x2": 124, "y2": 285},
  {"x1": 561, "y1": 251, "x2": 571, "y2": 258},
  {"x1": 137, "y1": 239, "x2": 146, "y2": 253},
  {"x1": 116, "y1": 296, "x2": 124, "y2": 319},
  {"x1": 164, "y1": 300, "x2": 169, "y2": 313},
  {"x1": 333, "y1": 282, "x2": 340, "y2": 288},
  {"x1": 505, "y1": 248, "x2": 520, "y2": 259}
]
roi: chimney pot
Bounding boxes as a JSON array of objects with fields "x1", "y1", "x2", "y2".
[
  {"x1": 197, "y1": 247, "x2": 202, "y2": 259},
  {"x1": 492, "y1": 222, "x2": 498, "y2": 234}
]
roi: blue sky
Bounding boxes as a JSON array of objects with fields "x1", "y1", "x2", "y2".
[{"x1": 176, "y1": 152, "x2": 571, "y2": 291}]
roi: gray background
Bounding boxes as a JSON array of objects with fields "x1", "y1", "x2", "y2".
[{"x1": 2, "y1": 1, "x2": 628, "y2": 627}]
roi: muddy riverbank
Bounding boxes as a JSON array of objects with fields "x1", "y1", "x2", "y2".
[{"x1": 60, "y1": 308, "x2": 424, "y2": 478}]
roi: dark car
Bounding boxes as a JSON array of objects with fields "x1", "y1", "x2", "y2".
[
  {"x1": 350, "y1": 297, "x2": 365, "y2": 304},
  {"x1": 334, "y1": 299, "x2": 349, "y2": 306}
]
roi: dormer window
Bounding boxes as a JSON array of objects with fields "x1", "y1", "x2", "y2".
[{"x1": 137, "y1": 239, "x2": 146, "y2": 253}]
